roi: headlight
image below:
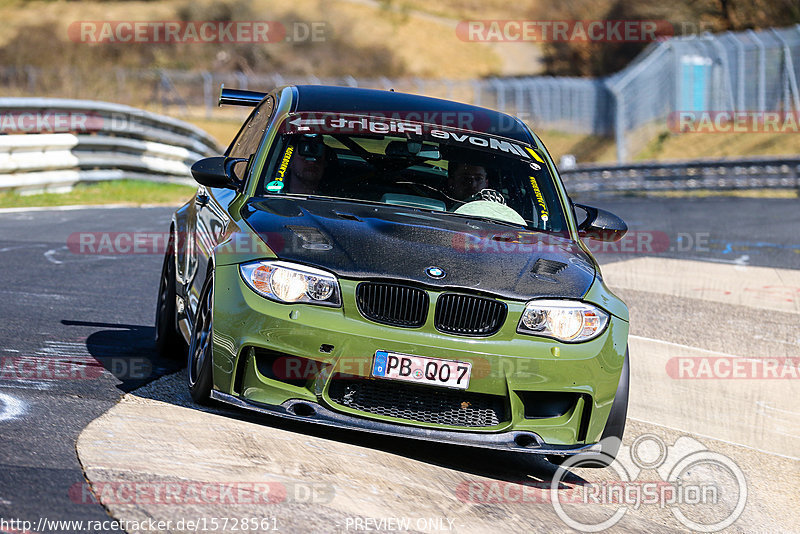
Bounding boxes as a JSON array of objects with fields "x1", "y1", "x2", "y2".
[
  {"x1": 239, "y1": 260, "x2": 341, "y2": 307},
  {"x1": 517, "y1": 300, "x2": 609, "y2": 342}
]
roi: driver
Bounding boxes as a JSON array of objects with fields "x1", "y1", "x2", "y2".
[
  {"x1": 445, "y1": 161, "x2": 488, "y2": 201},
  {"x1": 287, "y1": 136, "x2": 329, "y2": 195}
]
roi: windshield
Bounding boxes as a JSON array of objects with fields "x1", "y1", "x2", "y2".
[{"x1": 257, "y1": 114, "x2": 567, "y2": 233}]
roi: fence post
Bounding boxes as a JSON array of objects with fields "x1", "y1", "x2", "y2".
[
  {"x1": 25, "y1": 66, "x2": 37, "y2": 93},
  {"x1": 747, "y1": 29, "x2": 767, "y2": 112},
  {"x1": 202, "y1": 71, "x2": 213, "y2": 118},
  {"x1": 703, "y1": 33, "x2": 736, "y2": 111},
  {"x1": 115, "y1": 68, "x2": 126, "y2": 101},
  {"x1": 728, "y1": 32, "x2": 746, "y2": 111},
  {"x1": 609, "y1": 86, "x2": 626, "y2": 163},
  {"x1": 491, "y1": 79, "x2": 506, "y2": 112},
  {"x1": 770, "y1": 28, "x2": 800, "y2": 112},
  {"x1": 472, "y1": 80, "x2": 482, "y2": 107},
  {"x1": 511, "y1": 80, "x2": 522, "y2": 117},
  {"x1": 235, "y1": 71, "x2": 248, "y2": 90}
]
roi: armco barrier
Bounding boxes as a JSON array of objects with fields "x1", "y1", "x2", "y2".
[
  {"x1": 560, "y1": 156, "x2": 800, "y2": 195},
  {"x1": 0, "y1": 98, "x2": 222, "y2": 192}
]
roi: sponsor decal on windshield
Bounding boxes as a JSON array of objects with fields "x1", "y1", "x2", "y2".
[
  {"x1": 524, "y1": 146, "x2": 545, "y2": 163},
  {"x1": 528, "y1": 176, "x2": 549, "y2": 225},
  {"x1": 428, "y1": 129, "x2": 531, "y2": 159},
  {"x1": 281, "y1": 113, "x2": 539, "y2": 160},
  {"x1": 286, "y1": 114, "x2": 424, "y2": 135},
  {"x1": 266, "y1": 145, "x2": 293, "y2": 192}
]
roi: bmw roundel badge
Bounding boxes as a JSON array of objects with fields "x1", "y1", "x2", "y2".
[{"x1": 426, "y1": 266, "x2": 446, "y2": 279}]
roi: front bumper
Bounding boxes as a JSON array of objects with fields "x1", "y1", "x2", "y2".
[
  {"x1": 211, "y1": 263, "x2": 629, "y2": 450},
  {"x1": 210, "y1": 391, "x2": 604, "y2": 456}
]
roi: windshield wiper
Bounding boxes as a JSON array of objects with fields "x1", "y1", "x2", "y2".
[
  {"x1": 303, "y1": 195, "x2": 392, "y2": 208},
  {"x1": 445, "y1": 212, "x2": 533, "y2": 229},
  {"x1": 265, "y1": 194, "x2": 541, "y2": 230}
]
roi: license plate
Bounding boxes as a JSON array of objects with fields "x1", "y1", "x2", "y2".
[{"x1": 371, "y1": 350, "x2": 472, "y2": 390}]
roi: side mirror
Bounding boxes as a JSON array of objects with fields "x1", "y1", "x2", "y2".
[
  {"x1": 190, "y1": 156, "x2": 248, "y2": 190},
  {"x1": 575, "y1": 203, "x2": 628, "y2": 242}
]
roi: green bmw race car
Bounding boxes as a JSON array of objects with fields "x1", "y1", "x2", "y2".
[{"x1": 155, "y1": 85, "x2": 630, "y2": 466}]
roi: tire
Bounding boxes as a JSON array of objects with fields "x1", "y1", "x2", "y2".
[
  {"x1": 546, "y1": 454, "x2": 569, "y2": 466},
  {"x1": 188, "y1": 272, "x2": 214, "y2": 405},
  {"x1": 547, "y1": 348, "x2": 629, "y2": 469},
  {"x1": 155, "y1": 241, "x2": 187, "y2": 360}
]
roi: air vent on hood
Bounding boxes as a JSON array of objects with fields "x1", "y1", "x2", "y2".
[
  {"x1": 286, "y1": 225, "x2": 332, "y2": 250},
  {"x1": 531, "y1": 258, "x2": 568, "y2": 276},
  {"x1": 333, "y1": 211, "x2": 361, "y2": 222}
]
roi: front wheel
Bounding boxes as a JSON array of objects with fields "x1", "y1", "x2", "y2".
[
  {"x1": 188, "y1": 273, "x2": 214, "y2": 404},
  {"x1": 155, "y1": 241, "x2": 187, "y2": 360}
]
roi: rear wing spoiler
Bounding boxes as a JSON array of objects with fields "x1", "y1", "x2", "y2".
[{"x1": 218, "y1": 85, "x2": 267, "y2": 107}]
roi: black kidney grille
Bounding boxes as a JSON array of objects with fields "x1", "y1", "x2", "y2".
[
  {"x1": 434, "y1": 293, "x2": 507, "y2": 336},
  {"x1": 328, "y1": 379, "x2": 506, "y2": 428},
  {"x1": 355, "y1": 282, "x2": 428, "y2": 327}
]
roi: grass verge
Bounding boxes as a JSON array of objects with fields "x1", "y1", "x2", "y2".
[
  {"x1": 625, "y1": 188, "x2": 798, "y2": 199},
  {"x1": 0, "y1": 180, "x2": 196, "y2": 209}
]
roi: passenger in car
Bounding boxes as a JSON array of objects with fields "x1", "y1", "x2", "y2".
[{"x1": 445, "y1": 161, "x2": 489, "y2": 201}]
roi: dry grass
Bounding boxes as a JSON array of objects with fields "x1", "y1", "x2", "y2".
[
  {"x1": 637, "y1": 130, "x2": 800, "y2": 161},
  {"x1": 378, "y1": 0, "x2": 544, "y2": 20},
  {"x1": 536, "y1": 127, "x2": 800, "y2": 164},
  {"x1": 535, "y1": 130, "x2": 618, "y2": 164},
  {"x1": 184, "y1": 118, "x2": 242, "y2": 148},
  {"x1": 630, "y1": 189, "x2": 798, "y2": 198},
  {"x1": 0, "y1": 0, "x2": 522, "y2": 79},
  {"x1": 248, "y1": 0, "x2": 502, "y2": 78},
  {"x1": 0, "y1": 180, "x2": 196, "y2": 208}
]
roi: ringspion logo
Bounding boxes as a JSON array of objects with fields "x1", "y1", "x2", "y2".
[{"x1": 458, "y1": 434, "x2": 747, "y2": 532}]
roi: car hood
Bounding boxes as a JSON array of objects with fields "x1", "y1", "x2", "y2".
[{"x1": 241, "y1": 197, "x2": 596, "y2": 301}]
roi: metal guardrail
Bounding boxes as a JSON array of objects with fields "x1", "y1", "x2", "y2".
[
  {"x1": 560, "y1": 156, "x2": 800, "y2": 195},
  {"x1": 0, "y1": 98, "x2": 222, "y2": 192}
]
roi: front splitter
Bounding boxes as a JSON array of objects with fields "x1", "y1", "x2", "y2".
[{"x1": 211, "y1": 390, "x2": 601, "y2": 456}]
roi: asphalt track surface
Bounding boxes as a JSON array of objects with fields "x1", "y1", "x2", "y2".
[{"x1": 0, "y1": 197, "x2": 798, "y2": 533}]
